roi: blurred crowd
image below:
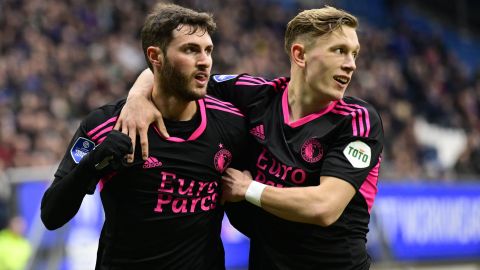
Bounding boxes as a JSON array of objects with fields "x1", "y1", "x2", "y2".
[{"x1": 1, "y1": 0, "x2": 479, "y2": 181}]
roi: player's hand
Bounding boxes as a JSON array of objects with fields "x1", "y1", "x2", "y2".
[
  {"x1": 114, "y1": 94, "x2": 169, "y2": 162},
  {"x1": 89, "y1": 130, "x2": 132, "y2": 175},
  {"x1": 221, "y1": 169, "x2": 252, "y2": 204}
]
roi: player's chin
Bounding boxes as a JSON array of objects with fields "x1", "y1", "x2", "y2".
[
  {"x1": 327, "y1": 90, "x2": 345, "y2": 101},
  {"x1": 190, "y1": 85, "x2": 208, "y2": 99},
  {"x1": 330, "y1": 85, "x2": 347, "y2": 100},
  {"x1": 196, "y1": 85, "x2": 208, "y2": 95}
]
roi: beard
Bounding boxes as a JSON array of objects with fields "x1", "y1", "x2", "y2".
[{"x1": 158, "y1": 58, "x2": 206, "y2": 101}]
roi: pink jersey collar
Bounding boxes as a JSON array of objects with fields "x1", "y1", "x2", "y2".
[
  {"x1": 282, "y1": 86, "x2": 337, "y2": 128},
  {"x1": 153, "y1": 99, "x2": 207, "y2": 142}
]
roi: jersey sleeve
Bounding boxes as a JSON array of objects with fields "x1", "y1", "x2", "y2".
[
  {"x1": 207, "y1": 74, "x2": 287, "y2": 114},
  {"x1": 54, "y1": 119, "x2": 96, "y2": 180},
  {"x1": 41, "y1": 102, "x2": 122, "y2": 230},
  {"x1": 320, "y1": 103, "x2": 384, "y2": 190}
]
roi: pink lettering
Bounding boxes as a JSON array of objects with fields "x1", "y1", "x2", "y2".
[
  {"x1": 178, "y1": 179, "x2": 194, "y2": 195},
  {"x1": 159, "y1": 172, "x2": 175, "y2": 193},
  {"x1": 268, "y1": 158, "x2": 281, "y2": 177},
  {"x1": 280, "y1": 165, "x2": 293, "y2": 181},
  {"x1": 256, "y1": 148, "x2": 269, "y2": 170},
  {"x1": 207, "y1": 182, "x2": 217, "y2": 194},
  {"x1": 254, "y1": 148, "x2": 308, "y2": 186},
  {"x1": 172, "y1": 198, "x2": 188, "y2": 213},
  {"x1": 201, "y1": 196, "x2": 211, "y2": 211},
  {"x1": 291, "y1": 169, "x2": 306, "y2": 184},
  {"x1": 154, "y1": 194, "x2": 172, "y2": 212},
  {"x1": 190, "y1": 197, "x2": 202, "y2": 212},
  {"x1": 153, "y1": 170, "x2": 222, "y2": 214},
  {"x1": 196, "y1": 181, "x2": 209, "y2": 196},
  {"x1": 210, "y1": 193, "x2": 218, "y2": 209}
]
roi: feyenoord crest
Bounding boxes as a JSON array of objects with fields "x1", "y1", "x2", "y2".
[
  {"x1": 214, "y1": 144, "x2": 232, "y2": 173},
  {"x1": 301, "y1": 138, "x2": 323, "y2": 163}
]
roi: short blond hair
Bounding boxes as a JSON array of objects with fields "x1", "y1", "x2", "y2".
[{"x1": 284, "y1": 6, "x2": 358, "y2": 57}]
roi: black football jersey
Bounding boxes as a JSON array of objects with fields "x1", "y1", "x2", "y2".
[
  {"x1": 209, "y1": 74, "x2": 384, "y2": 270},
  {"x1": 51, "y1": 97, "x2": 247, "y2": 270}
]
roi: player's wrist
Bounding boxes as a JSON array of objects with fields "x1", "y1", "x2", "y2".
[{"x1": 245, "y1": 181, "x2": 267, "y2": 207}]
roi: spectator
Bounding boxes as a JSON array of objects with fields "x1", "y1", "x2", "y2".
[
  {"x1": 0, "y1": 216, "x2": 32, "y2": 270},
  {"x1": 1, "y1": 0, "x2": 479, "y2": 180}
]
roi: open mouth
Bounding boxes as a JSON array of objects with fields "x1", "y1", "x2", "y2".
[
  {"x1": 333, "y1": 75, "x2": 349, "y2": 85},
  {"x1": 195, "y1": 73, "x2": 209, "y2": 83}
]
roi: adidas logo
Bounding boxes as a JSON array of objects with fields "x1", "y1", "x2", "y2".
[
  {"x1": 250, "y1": 124, "x2": 265, "y2": 140},
  {"x1": 143, "y1": 156, "x2": 162, "y2": 169}
]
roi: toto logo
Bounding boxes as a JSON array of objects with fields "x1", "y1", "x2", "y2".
[{"x1": 301, "y1": 138, "x2": 324, "y2": 163}]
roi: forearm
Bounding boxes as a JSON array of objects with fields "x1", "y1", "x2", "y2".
[
  {"x1": 260, "y1": 185, "x2": 334, "y2": 226},
  {"x1": 41, "y1": 156, "x2": 99, "y2": 230},
  {"x1": 250, "y1": 177, "x2": 355, "y2": 227},
  {"x1": 128, "y1": 68, "x2": 154, "y2": 99}
]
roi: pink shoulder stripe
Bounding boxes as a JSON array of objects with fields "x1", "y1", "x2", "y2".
[
  {"x1": 333, "y1": 101, "x2": 371, "y2": 137},
  {"x1": 359, "y1": 158, "x2": 381, "y2": 213},
  {"x1": 91, "y1": 126, "x2": 113, "y2": 141},
  {"x1": 236, "y1": 81, "x2": 277, "y2": 88},
  {"x1": 205, "y1": 97, "x2": 241, "y2": 112},
  {"x1": 340, "y1": 100, "x2": 371, "y2": 137},
  {"x1": 206, "y1": 105, "x2": 244, "y2": 117},
  {"x1": 330, "y1": 109, "x2": 358, "y2": 136},
  {"x1": 87, "y1": 116, "x2": 117, "y2": 136},
  {"x1": 272, "y1": 77, "x2": 287, "y2": 85},
  {"x1": 235, "y1": 76, "x2": 287, "y2": 93},
  {"x1": 205, "y1": 95, "x2": 235, "y2": 107},
  {"x1": 97, "y1": 135, "x2": 107, "y2": 144},
  {"x1": 239, "y1": 76, "x2": 267, "y2": 83}
]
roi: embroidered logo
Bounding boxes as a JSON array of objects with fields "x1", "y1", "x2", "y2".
[
  {"x1": 301, "y1": 138, "x2": 324, "y2": 163},
  {"x1": 214, "y1": 145, "x2": 232, "y2": 173},
  {"x1": 143, "y1": 156, "x2": 163, "y2": 169},
  {"x1": 249, "y1": 124, "x2": 265, "y2": 140},
  {"x1": 343, "y1": 141, "x2": 371, "y2": 168},
  {"x1": 70, "y1": 137, "x2": 95, "y2": 164}
]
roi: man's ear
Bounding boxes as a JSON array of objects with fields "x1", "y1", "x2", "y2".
[
  {"x1": 147, "y1": 46, "x2": 163, "y2": 68},
  {"x1": 291, "y1": 43, "x2": 306, "y2": 68}
]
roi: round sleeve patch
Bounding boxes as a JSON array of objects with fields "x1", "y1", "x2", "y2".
[{"x1": 343, "y1": 140, "x2": 371, "y2": 168}]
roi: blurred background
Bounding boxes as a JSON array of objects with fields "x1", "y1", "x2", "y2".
[{"x1": 1, "y1": 0, "x2": 480, "y2": 269}]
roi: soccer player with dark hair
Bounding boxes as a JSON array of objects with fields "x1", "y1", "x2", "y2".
[
  {"x1": 117, "y1": 5, "x2": 384, "y2": 270},
  {"x1": 40, "y1": 4, "x2": 247, "y2": 269}
]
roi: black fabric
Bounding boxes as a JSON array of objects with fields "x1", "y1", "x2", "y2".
[
  {"x1": 41, "y1": 98, "x2": 247, "y2": 270},
  {"x1": 209, "y1": 74, "x2": 383, "y2": 270}
]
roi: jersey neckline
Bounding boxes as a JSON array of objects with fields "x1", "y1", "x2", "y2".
[
  {"x1": 281, "y1": 86, "x2": 337, "y2": 128},
  {"x1": 153, "y1": 99, "x2": 207, "y2": 142}
]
